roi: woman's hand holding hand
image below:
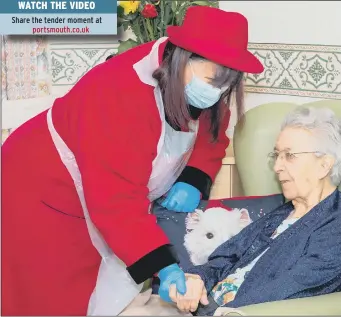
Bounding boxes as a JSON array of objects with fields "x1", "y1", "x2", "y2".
[
  {"x1": 158, "y1": 264, "x2": 187, "y2": 302},
  {"x1": 169, "y1": 273, "x2": 209, "y2": 313}
]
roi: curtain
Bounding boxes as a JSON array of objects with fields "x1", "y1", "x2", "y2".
[{"x1": 1, "y1": 35, "x2": 50, "y2": 143}]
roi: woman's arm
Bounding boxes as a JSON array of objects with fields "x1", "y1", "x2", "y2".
[
  {"x1": 59, "y1": 63, "x2": 179, "y2": 284},
  {"x1": 176, "y1": 110, "x2": 231, "y2": 199}
]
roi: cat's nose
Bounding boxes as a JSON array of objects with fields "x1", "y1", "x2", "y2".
[{"x1": 206, "y1": 232, "x2": 214, "y2": 239}]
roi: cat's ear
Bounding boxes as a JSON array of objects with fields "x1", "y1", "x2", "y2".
[
  {"x1": 185, "y1": 209, "x2": 204, "y2": 231},
  {"x1": 239, "y1": 208, "x2": 252, "y2": 228}
]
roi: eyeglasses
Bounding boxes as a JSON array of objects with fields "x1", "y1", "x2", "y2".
[{"x1": 267, "y1": 150, "x2": 324, "y2": 166}]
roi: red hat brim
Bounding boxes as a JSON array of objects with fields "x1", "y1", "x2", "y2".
[{"x1": 167, "y1": 26, "x2": 264, "y2": 74}]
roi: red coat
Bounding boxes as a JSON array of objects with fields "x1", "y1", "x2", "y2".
[{"x1": 1, "y1": 40, "x2": 230, "y2": 315}]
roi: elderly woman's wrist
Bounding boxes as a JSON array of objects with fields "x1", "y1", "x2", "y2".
[
  {"x1": 185, "y1": 273, "x2": 202, "y2": 280},
  {"x1": 184, "y1": 268, "x2": 207, "y2": 285}
]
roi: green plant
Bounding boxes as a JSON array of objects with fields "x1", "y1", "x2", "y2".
[{"x1": 117, "y1": 0, "x2": 219, "y2": 54}]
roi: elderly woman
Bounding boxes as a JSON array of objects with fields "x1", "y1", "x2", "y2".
[
  {"x1": 1, "y1": 6, "x2": 264, "y2": 317},
  {"x1": 166, "y1": 106, "x2": 341, "y2": 316}
]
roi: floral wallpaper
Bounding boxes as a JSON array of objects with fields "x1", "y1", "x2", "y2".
[
  {"x1": 49, "y1": 38, "x2": 117, "y2": 96},
  {"x1": 1, "y1": 35, "x2": 50, "y2": 143},
  {"x1": 2, "y1": 36, "x2": 341, "y2": 145},
  {"x1": 245, "y1": 44, "x2": 341, "y2": 99}
]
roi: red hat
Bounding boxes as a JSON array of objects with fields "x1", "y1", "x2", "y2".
[{"x1": 167, "y1": 6, "x2": 264, "y2": 74}]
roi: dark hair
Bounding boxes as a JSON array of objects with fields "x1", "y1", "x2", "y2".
[
  {"x1": 106, "y1": 54, "x2": 115, "y2": 61},
  {"x1": 153, "y1": 41, "x2": 244, "y2": 141}
]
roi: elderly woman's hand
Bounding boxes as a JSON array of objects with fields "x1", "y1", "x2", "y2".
[{"x1": 169, "y1": 273, "x2": 209, "y2": 313}]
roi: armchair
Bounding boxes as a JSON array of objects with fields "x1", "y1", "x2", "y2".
[{"x1": 231, "y1": 100, "x2": 341, "y2": 315}]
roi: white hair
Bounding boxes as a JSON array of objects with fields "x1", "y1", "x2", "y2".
[{"x1": 281, "y1": 106, "x2": 341, "y2": 186}]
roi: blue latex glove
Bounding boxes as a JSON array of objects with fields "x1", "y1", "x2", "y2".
[
  {"x1": 161, "y1": 182, "x2": 201, "y2": 212},
  {"x1": 158, "y1": 263, "x2": 187, "y2": 302}
]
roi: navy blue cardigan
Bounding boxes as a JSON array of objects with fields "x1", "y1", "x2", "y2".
[{"x1": 186, "y1": 189, "x2": 341, "y2": 309}]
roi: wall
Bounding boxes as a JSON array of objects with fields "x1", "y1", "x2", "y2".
[
  {"x1": 2, "y1": 30, "x2": 139, "y2": 138},
  {"x1": 219, "y1": 1, "x2": 341, "y2": 136},
  {"x1": 1, "y1": 34, "x2": 119, "y2": 141}
]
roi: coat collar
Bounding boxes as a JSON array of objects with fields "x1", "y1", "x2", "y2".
[
  {"x1": 264, "y1": 189, "x2": 340, "y2": 234},
  {"x1": 133, "y1": 37, "x2": 169, "y2": 87},
  {"x1": 300, "y1": 188, "x2": 340, "y2": 227}
]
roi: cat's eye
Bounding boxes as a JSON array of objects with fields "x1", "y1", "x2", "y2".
[{"x1": 206, "y1": 232, "x2": 214, "y2": 239}]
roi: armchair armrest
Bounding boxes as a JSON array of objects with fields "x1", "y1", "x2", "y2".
[{"x1": 231, "y1": 292, "x2": 341, "y2": 316}]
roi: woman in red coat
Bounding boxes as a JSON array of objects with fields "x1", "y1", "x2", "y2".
[{"x1": 1, "y1": 6, "x2": 263, "y2": 316}]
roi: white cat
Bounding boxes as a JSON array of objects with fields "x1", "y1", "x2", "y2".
[{"x1": 184, "y1": 207, "x2": 252, "y2": 265}]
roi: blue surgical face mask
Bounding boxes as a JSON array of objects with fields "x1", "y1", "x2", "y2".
[{"x1": 184, "y1": 61, "x2": 223, "y2": 109}]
